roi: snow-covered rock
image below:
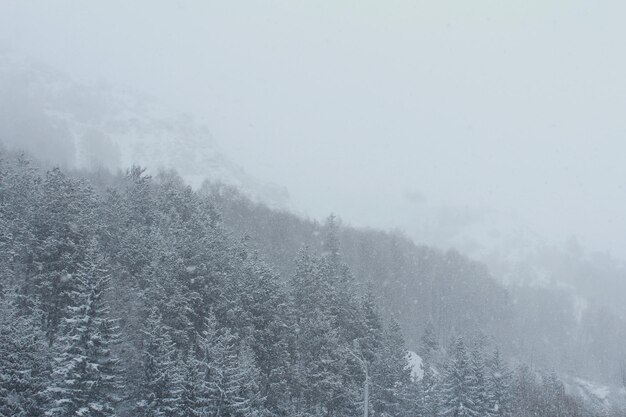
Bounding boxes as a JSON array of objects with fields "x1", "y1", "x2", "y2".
[{"x1": 406, "y1": 351, "x2": 423, "y2": 382}]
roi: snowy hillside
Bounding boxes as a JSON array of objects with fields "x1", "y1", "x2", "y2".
[{"x1": 0, "y1": 53, "x2": 289, "y2": 208}]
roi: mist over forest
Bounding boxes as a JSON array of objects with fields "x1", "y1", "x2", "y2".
[{"x1": 1, "y1": 2, "x2": 626, "y2": 417}]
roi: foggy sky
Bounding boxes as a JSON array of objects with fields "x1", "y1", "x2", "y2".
[{"x1": 1, "y1": 1, "x2": 626, "y2": 259}]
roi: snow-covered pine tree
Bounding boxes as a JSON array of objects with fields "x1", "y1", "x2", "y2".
[
  {"x1": 33, "y1": 167, "x2": 99, "y2": 345},
  {"x1": 419, "y1": 321, "x2": 439, "y2": 365},
  {"x1": 321, "y1": 213, "x2": 341, "y2": 267},
  {"x1": 320, "y1": 217, "x2": 373, "y2": 415},
  {"x1": 235, "y1": 252, "x2": 292, "y2": 415},
  {"x1": 289, "y1": 246, "x2": 322, "y2": 319},
  {"x1": 405, "y1": 376, "x2": 425, "y2": 417},
  {"x1": 371, "y1": 317, "x2": 413, "y2": 417},
  {"x1": 286, "y1": 248, "x2": 313, "y2": 415},
  {"x1": 0, "y1": 153, "x2": 41, "y2": 289},
  {"x1": 302, "y1": 314, "x2": 351, "y2": 416},
  {"x1": 420, "y1": 357, "x2": 440, "y2": 417},
  {"x1": 468, "y1": 343, "x2": 489, "y2": 416},
  {"x1": 439, "y1": 337, "x2": 477, "y2": 417},
  {"x1": 485, "y1": 348, "x2": 512, "y2": 417},
  {"x1": 0, "y1": 290, "x2": 49, "y2": 417},
  {"x1": 176, "y1": 349, "x2": 206, "y2": 417},
  {"x1": 143, "y1": 227, "x2": 195, "y2": 348},
  {"x1": 541, "y1": 371, "x2": 567, "y2": 417},
  {"x1": 222, "y1": 343, "x2": 267, "y2": 417},
  {"x1": 197, "y1": 313, "x2": 267, "y2": 417},
  {"x1": 511, "y1": 364, "x2": 540, "y2": 417},
  {"x1": 319, "y1": 215, "x2": 364, "y2": 345},
  {"x1": 288, "y1": 246, "x2": 357, "y2": 415},
  {"x1": 151, "y1": 171, "x2": 226, "y2": 337},
  {"x1": 135, "y1": 308, "x2": 180, "y2": 417},
  {"x1": 45, "y1": 240, "x2": 121, "y2": 417},
  {"x1": 108, "y1": 166, "x2": 156, "y2": 282}
]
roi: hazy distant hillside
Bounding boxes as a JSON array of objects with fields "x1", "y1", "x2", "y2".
[
  {"x1": 207, "y1": 183, "x2": 626, "y2": 388},
  {"x1": 400, "y1": 197, "x2": 626, "y2": 334},
  {"x1": 0, "y1": 53, "x2": 289, "y2": 207}
]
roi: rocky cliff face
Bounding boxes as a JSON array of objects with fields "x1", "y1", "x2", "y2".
[{"x1": 0, "y1": 53, "x2": 289, "y2": 208}]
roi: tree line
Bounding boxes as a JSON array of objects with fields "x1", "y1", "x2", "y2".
[{"x1": 0, "y1": 152, "x2": 615, "y2": 416}]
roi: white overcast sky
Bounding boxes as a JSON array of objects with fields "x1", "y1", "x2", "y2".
[{"x1": 1, "y1": 1, "x2": 626, "y2": 258}]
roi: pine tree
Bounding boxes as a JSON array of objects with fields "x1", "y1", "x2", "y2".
[
  {"x1": 151, "y1": 171, "x2": 229, "y2": 336},
  {"x1": 288, "y1": 247, "x2": 356, "y2": 416},
  {"x1": 322, "y1": 214, "x2": 341, "y2": 267},
  {"x1": 541, "y1": 371, "x2": 567, "y2": 417},
  {"x1": 414, "y1": 321, "x2": 442, "y2": 416},
  {"x1": 177, "y1": 349, "x2": 206, "y2": 417},
  {"x1": 0, "y1": 153, "x2": 41, "y2": 288},
  {"x1": 197, "y1": 313, "x2": 266, "y2": 417},
  {"x1": 0, "y1": 290, "x2": 49, "y2": 417},
  {"x1": 511, "y1": 364, "x2": 539, "y2": 417},
  {"x1": 289, "y1": 247, "x2": 323, "y2": 318},
  {"x1": 421, "y1": 358, "x2": 440, "y2": 417},
  {"x1": 419, "y1": 321, "x2": 439, "y2": 365},
  {"x1": 235, "y1": 253, "x2": 292, "y2": 415},
  {"x1": 440, "y1": 337, "x2": 477, "y2": 417},
  {"x1": 319, "y1": 215, "x2": 363, "y2": 345},
  {"x1": 222, "y1": 344, "x2": 266, "y2": 417},
  {"x1": 468, "y1": 344, "x2": 489, "y2": 416},
  {"x1": 107, "y1": 166, "x2": 156, "y2": 282},
  {"x1": 45, "y1": 241, "x2": 121, "y2": 417},
  {"x1": 288, "y1": 245, "x2": 324, "y2": 408},
  {"x1": 32, "y1": 167, "x2": 99, "y2": 344},
  {"x1": 371, "y1": 317, "x2": 412, "y2": 417},
  {"x1": 143, "y1": 228, "x2": 194, "y2": 348},
  {"x1": 406, "y1": 377, "x2": 425, "y2": 417},
  {"x1": 135, "y1": 309, "x2": 180, "y2": 417},
  {"x1": 486, "y1": 348, "x2": 512, "y2": 417}
]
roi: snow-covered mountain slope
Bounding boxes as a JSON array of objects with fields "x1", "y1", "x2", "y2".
[
  {"x1": 0, "y1": 53, "x2": 289, "y2": 208},
  {"x1": 402, "y1": 202, "x2": 626, "y2": 325}
]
